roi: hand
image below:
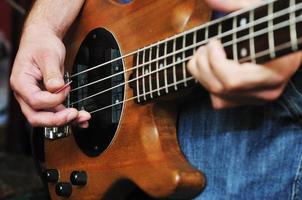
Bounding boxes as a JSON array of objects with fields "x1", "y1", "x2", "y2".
[
  {"x1": 187, "y1": 0, "x2": 302, "y2": 109},
  {"x1": 188, "y1": 40, "x2": 301, "y2": 108},
  {"x1": 10, "y1": 26, "x2": 91, "y2": 127}
]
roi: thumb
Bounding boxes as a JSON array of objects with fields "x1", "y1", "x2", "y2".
[
  {"x1": 38, "y1": 51, "x2": 65, "y2": 92},
  {"x1": 205, "y1": 0, "x2": 261, "y2": 12}
]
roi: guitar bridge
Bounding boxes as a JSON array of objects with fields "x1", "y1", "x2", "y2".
[
  {"x1": 44, "y1": 126, "x2": 70, "y2": 140},
  {"x1": 44, "y1": 72, "x2": 71, "y2": 140}
]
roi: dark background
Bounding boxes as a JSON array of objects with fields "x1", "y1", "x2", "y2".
[{"x1": 0, "y1": 1, "x2": 48, "y2": 199}]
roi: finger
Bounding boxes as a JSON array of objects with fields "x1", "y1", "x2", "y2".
[
  {"x1": 76, "y1": 110, "x2": 91, "y2": 123},
  {"x1": 56, "y1": 105, "x2": 91, "y2": 123},
  {"x1": 15, "y1": 94, "x2": 78, "y2": 127},
  {"x1": 12, "y1": 67, "x2": 70, "y2": 110},
  {"x1": 210, "y1": 94, "x2": 244, "y2": 109},
  {"x1": 56, "y1": 105, "x2": 91, "y2": 127},
  {"x1": 187, "y1": 46, "x2": 224, "y2": 94},
  {"x1": 78, "y1": 121, "x2": 89, "y2": 129},
  {"x1": 265, "y1": 51, "x2": 302, "y2": 77},
  {"x1": 210, "y1": 93, "x2": 267, "y2": 109},
  {"x1": 210, "y1": 82, "x2": 286, "y2": 109},
  {"x1": 205, "y1": 0, "x2": 261, "y2": 12},
  {"x1": 35, "y1": 50, "x2": 65, "y2": 92},
  {"x1": 207, "y1": 39, "x2": 283, "y2": 93}
]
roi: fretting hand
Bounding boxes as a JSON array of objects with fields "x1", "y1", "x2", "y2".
[{"x1": 188, "y1": 0, "x2": 302, "y2": 109}]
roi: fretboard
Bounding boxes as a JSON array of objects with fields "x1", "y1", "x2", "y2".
[{"x1": 131, "y1": 0, "x2": 302, "y2": 103}]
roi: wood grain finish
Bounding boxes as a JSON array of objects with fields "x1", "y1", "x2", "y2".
[{"x1": 45, "y1": 0, "x2": 211, "y2": 199}]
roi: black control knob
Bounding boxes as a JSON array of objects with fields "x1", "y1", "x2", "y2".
[
  {"x1": 70, "y1": 171, "x2": 88, "y2": 186},
  {"x1": 55, "y1": 182, "x2": 72, "y2": 197},
  {"x1": 44, "y1": 169, "x2": 59, "y2": 183}
]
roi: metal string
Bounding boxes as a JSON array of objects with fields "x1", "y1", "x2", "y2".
[
  {"x1": 69, "y1": 14, "x2": 302, "y2": 106},
  {"x1": 87, "y1": 38, "x2": 302, "y2": 115},
  {"x1": 69, "y1": 0, "x2": 278, "y2": 79},
  {"x1": 70, "y1": 2, "x2": 302, "y2": 93}
]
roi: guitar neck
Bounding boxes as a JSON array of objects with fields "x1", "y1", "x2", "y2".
[{"x1": 132, "y1": 0, "x2": 302, "y2": 103}]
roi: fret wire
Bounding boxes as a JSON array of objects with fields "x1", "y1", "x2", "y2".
[
  {"x1": 193, "y1": 30, "x2": 199, "y2": 84},
  {"x1": 73, "y1": 14, "x2": 302, "y2": 106},
  {"x1": 89, "y1": 37, "x2": 302, "y2": 114},
  {"x1": 71, "y1": 14, "x2": 302, "y2": 107},
  {"x1": 232, "y1": 16, "x2": 238, "y2": 61},
  {"x1": 290, "y1": 0, "x2": 298, "y2": 50},
  {"x1": 142, "y1": 49, "x2": 147, "y2": 100},
  {"x1": 70, "y1": 16, "x2": 302, "y2": 106},
  {"x1": 70, "y1": 0, "x2": 277, "y2": 79},
  {"x1": 193, "y1": 30, "x2": 197, "y2": 53},
  {"x1": 164, "y1": 42, "x2": 169, "y2": 93},
  {"x1": 182, "y1": 35, "x2": 188, "y2": 87},
  {"x1": 249, "y1": 9, "x2": 256, "y2": 63},
  {"x1": 218, "y1": 21, "x2": 222, "y2": 37},
  {"x1": 136, "y1": 53, "x2": 141, "y2": 102},
  {"x1": 239, "y1": 36, "x2": 302, "y2": 63},
  {"x1": 201, "y1": 24, "x2": 209, "y2": 84},
  {"x1": 156, "y1": 43, "x2": 161, "y2": 96},
  {"x1": 69, "y1": 6, "x2": 302, "y2": 107},
  {"x1": 72, "y1": 34, "x2": 302, "y2": 108},
  {"x1": 205, "y1": 25, "x2": 209, "y2": 40},
  {"x1": 71, "y1": 3, "x2": 302, "y2": 93},
  {"x1": 172, "y1": 38, "x2": 178, "y2": 90},
  {"x1": 148, "y1": 48, "x2": 153, "y2": 98},
  {"x1": 268, "y1": 1, "x2": 276, "y2": 58},
  {"x1": 223, "y1": 14, "x2": 302, "y2": 51}
]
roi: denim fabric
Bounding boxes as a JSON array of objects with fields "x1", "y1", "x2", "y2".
[{"x1": 178, "y1": 67, "x2": 302, "y2": 199}]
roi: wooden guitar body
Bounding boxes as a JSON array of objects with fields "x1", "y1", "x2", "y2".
[{"x1": 39, "y1": 0, "x2": 211, "y2": 199}]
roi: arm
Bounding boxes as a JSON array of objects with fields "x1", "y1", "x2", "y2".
[
  {"x1": 188, "y1": 0, "x2": 302, "y2": 109},
  {"x1": 10, "y1": 0, "x2": 91, "y2": 127},
  {"x1": 25, "y1": 0, "x2": 85, "y2": 39}
]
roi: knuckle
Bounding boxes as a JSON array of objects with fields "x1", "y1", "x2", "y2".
[
  {"x1": 9, "y1": 76, "x2": 19, "y2": 91},
  {"x1": 223, "y1": 78, "x2": 239, "y2": 92},
  {"x1": 273, "y1": 74, "x2": 286, "y2": 85},
  {"x1": 28, "y1": 95, "x2": 40, "y2": 110},
  {"x1": 9, "y1": 77, "x2": 16, "y2": 90},
  {"x1": 27, "y1": 115, "x2": 38, "y2": 126},
  {"x1": 39, "y1": 49, "x2": 54, "y2": 60},
  {"x1": 208, "y1": 83, "x2": 224, "y2": 95},
  {"x1": 187, "y1": 59, "x2": 195, "y2": 73},
  {"x1": 52, "y1": 116, "x2": 63, "y2": 127}
]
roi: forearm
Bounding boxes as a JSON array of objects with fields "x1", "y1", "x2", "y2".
[{"x1": 24, "y1": 0, "x2": 85, "y2": 38}]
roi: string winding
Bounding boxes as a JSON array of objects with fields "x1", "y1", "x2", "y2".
[
  {"x1": 88, "y1": 38, "x2": 302, "y2": 114},
  {"x1": 69, "y1": 12, "x2": 302, "y2": 106},
  {"x1": 70, "y1": 0, "x2": 278, "y2": 79},
  {"x1": 70, "y1": 2, "x2": 302, "y2": 93},
  {"x1": 66, "y1": 1, "x2": 302, "y2": 114}
]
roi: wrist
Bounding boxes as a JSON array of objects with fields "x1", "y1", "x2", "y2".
[{"x1": 23, "y1": 22, "x2": 65, "y2": 40}]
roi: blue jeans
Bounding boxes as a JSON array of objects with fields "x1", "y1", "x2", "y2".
[{"x1": 178, "y1": 67, "x2": 302, "y2": 199}]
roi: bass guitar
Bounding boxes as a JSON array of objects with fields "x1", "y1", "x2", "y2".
[{"x1": 32, "y1": 0, "x2": 302, "y2": 199}]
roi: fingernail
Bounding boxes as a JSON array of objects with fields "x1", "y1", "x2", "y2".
[{"x1": 47, "y1": 78, "x2": 64, "y2": 88}]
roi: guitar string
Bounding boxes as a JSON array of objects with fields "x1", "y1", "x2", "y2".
[
  {"x1": 70, "y1": 2, "x2": 302, "y2": 93},
  {"x1": 69, "y1": 15, "x2": 302, "y2": 106},
  {"x1": 87, "y1": 38, "x2": 302, "y2": 115},
  {"x1": 69, "y1": 0, "x2": 278, "y2": 79},
  {"x1": 70, "y1": 15, "x2": 302, "y2": 106}
]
